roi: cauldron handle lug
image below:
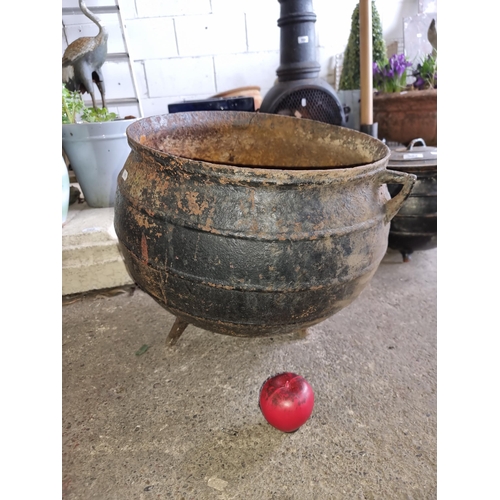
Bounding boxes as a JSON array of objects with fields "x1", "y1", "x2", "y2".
[
  {"x1": 377, "y1": 169, "x2": 417, "y2": 224},
  {"x1": 165, "y1": 317, "x2": 189, "y2": 347}
]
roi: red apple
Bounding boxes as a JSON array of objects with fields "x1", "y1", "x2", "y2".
[{"x1": 259, "y1": 372, "x2": 314, "y2": 432}]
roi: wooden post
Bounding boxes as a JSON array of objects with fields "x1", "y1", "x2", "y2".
[{"x1": 359, "y1": 0, "x2": 377, "y2": 137}]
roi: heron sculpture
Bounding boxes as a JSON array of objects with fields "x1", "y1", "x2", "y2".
[{"x1": 62, "y1": 0, "x2": 108, "y2": 109}]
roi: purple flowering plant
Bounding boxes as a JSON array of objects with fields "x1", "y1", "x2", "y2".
[
  {"x1": 373, "y1": 52, "x2": 437, "y2": 93},
  {"x1": 412, "y1": 53, "x2": 437, "y2": 90},
  {"x1": 373, "y1": 53, "x2": 413, "y2": 93}
]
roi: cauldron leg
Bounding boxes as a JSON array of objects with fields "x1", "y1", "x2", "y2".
[
  {"x1": 401, "y1": 250, "x2": 413, "y2": 263},
  {"x1": 295, "y1": 328, "x2": 309, "y2": 339},
  {"x1": 165, "y1": 317, "x2": 189, "y2": 347}
]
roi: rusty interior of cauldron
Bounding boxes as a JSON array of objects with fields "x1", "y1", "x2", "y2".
[{"x1": 130, "y1": 111, "x2": 389, "y2": 170}]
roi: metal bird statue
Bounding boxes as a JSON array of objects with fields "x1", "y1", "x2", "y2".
[
  {"x1": 427, "y1": 18, "x2": 437, "y2": 57},
  {"x1": 62, "y1": 0, "x2": 108, "y2": 109}
]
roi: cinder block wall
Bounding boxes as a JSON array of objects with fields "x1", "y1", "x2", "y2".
[{"x1": 62, "y1": 0, "x2": 420, "y2": 119}]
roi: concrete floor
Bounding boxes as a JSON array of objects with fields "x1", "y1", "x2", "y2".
[{"x1": 62, "y1": 246, "x2": 436, "y2": 500}]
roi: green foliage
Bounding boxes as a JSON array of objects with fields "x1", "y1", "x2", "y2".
[
  {"x1": 62, "y1": 84, "x2": 84, "y2": 124},
  {"x1": 339, "y1": 1, "x2": 388, "y2": 90},
  {"x1": 62, "y1": 84, "x2": 117, "y2": 123},
  {"x1": 81, "y1": 106, "x2": 117, "y2": 122},
  {"x1": 412, "y1": 52, "x2": 437, "y2": 90}
]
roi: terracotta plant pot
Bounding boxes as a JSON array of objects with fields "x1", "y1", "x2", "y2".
[{"x1": 373, "y1": 89, "x2": 437, "y2": 146}]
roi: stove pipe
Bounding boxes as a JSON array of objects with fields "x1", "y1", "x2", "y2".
[{"x1": 260, "y1": 0, "x2": 346, "y2": 126}]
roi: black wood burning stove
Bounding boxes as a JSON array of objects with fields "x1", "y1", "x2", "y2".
[{"x1": 260, "y1": 0, "x2": 346, "y2": 126}]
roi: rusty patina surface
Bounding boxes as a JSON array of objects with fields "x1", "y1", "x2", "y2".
[{"x1": 114, "y1": 111, "x2": 414, "y2": 338}]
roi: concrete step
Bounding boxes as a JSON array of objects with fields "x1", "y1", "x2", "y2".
[{"x1": 62, "y1": 199, "x2": 133, "y2": 296}]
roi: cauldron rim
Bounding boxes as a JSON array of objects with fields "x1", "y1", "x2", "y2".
[{"x1": 125, "y1": 111, "x2": 391, "y2": 182}]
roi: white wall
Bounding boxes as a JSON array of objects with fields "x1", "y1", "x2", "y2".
[{"x1": 62, "y1": 0, "x2": 423, "y2": 119}]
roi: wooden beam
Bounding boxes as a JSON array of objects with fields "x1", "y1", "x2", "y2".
[{"x1": 359, "y1": 0, "x2": 373, "y2": 126}]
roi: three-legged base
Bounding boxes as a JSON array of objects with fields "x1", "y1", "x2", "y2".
[{"x1": 164, "y1": 317, "x2": 309, "y2": 347}]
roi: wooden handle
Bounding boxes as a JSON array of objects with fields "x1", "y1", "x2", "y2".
[{"x1": 359, "y1": 0, "x2": 373, "y2": 126}]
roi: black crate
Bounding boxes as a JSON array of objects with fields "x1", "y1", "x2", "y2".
[{"x1": 168, "y1": 96, "x2": 255, "y2": 114}]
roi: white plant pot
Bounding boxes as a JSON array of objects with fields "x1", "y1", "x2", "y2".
[
  {"x1": 62, "y1": 118, "x2": 136, "y2": 208},
  {"x1": 62, "y1": 157, "x2": 70, "y2": 225}
]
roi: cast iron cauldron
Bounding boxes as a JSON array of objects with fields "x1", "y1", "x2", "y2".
[
  {"x1": 114, "y1": 111, "x2": 415, "y2": 344},
  {"x1": 387, "y1": 138, "x2": 437, "y2": 262}
]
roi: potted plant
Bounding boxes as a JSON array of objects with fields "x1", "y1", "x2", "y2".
[
  {"x1": 62, "y1": 84, "x2": 136, "y2": 208},
  {"x1": 337, "y1": 1, "x2": 387, "y2": 130},
  {"x1": 372, "y1": 52, "x2": 437, "y2": 146}
]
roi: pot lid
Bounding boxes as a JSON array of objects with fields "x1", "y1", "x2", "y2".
[{"x1": 388, "y1": 138, "x2": 437, "y2": 170}]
